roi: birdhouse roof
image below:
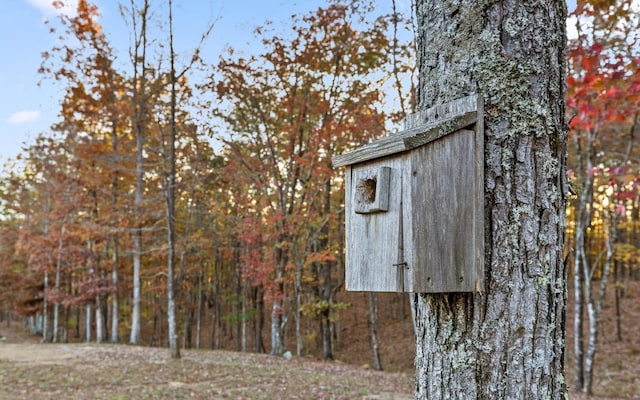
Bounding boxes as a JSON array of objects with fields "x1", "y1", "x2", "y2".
[{"x1": 332, "y1": 94, "x2": 480, "y2": 168}]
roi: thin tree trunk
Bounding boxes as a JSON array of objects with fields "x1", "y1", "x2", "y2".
[
  {"x1": 572, "y1": 126, "x2": 595, "y2": 391},
  {"x1": 53, "y1": 228, "x2": 64, "y2": 343},
  {"x1": 62, "y1": 305, "x2": 69, "y2": 343},
  {"x1": 241, "y1": 283, "x2": 247, "y2": 352},
  {"x1": 573, "y1": 194, "x2": 586, "y2": 390},
  {"x1": 412, "y1": 1, "x2": 567, "y2": 398},
  {"x1": 43, "y1": 271, "x2": 49, "y2": 342},
  {"x1": 320, "y1": 179, "x2": 333, "y2": 360},
  {"x1": 614, "y1": 261, "x2": 622, "y2": 342},
  {"x1": 111, "y1": 240, "x2": 119, "y2": 343},
  {"x1": 196, "y1": 255, "x2": 203, "y2": 349},
  {"x1": 271, "y1": 296, "x2": 283, "y2": 355},
  {"x1": 294, "y1": 268, "x2": 303, "y2": 356},
  {"x1": 95, "y1": 261, "x2": 106, "y2": 344},
  {"x1": 165, "y1": 0, "x2": 179, "y2": 359},
  {"x1": 213, "y1": 258, "x2": 221, "y2": 350},
  {"x1": 583, "y1": 208, "x2": 616, "y2": 393},
  {"x1": 368, "y1": 292, "x2": 382, "y2": 371},
  {"x1": 74, "y1": 305, "x2": 80, "y2": 338},
  {"x1": 129, "y1": 0, "x2": 149, "y2": 346},
  {"x1": 85, "y1": 303, "x2": 91, "y2": 343},
  {"x1": 233, "y1": 242, "x2": 241, "y2": 351},
  {"x1": 110, "y1": 118, "x2": 120, "y2": 344},
  {"x1": 255, "y1": 284, "x2": 265, "y2": 353},
  {"x1": 95, "y1": 296, "x2": 104, "y2": 343},
  {"x1": 574, "y1": 237, "x2": 585, "y2": 390},
  {"x1": 270, "y1": 241, "x2": 286, "y2": 356},
  {"x1": 42, "y1": 193, "x2": 51, "y2": 343}
]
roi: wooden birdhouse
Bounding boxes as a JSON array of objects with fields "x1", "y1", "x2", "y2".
[{"x1": 332, "y1": 95, "x2": 484, "y2": 293}]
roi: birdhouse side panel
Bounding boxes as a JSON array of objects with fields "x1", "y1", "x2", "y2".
[{"x1": 409, "y1": 129, "x2": 482, "y2": 292}]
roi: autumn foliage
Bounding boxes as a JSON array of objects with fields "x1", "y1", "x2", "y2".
[
  {"x1": 567, "y1": 0, "x2": 640, "y2": 394},
  {"x1": 0, "y1": 0, "x2": 412, "y2": 358}
]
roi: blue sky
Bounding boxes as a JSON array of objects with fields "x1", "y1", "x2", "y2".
[
  {"x1": 1, "y1": 0, "x2": 394, "y2": 164},
  {"x1": 0, "y1": 0, "x2": 572, "y2": 164}
]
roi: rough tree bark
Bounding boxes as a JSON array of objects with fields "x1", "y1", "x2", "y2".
[{"x1": 412, "y1": 1, "x2": 568, "y2": 399}]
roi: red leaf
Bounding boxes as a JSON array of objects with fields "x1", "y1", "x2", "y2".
[{"x1": 581, "y1": 56, "x2": 599, "y2": 71}]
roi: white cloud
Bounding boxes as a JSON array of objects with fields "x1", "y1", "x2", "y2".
[
  {"x1": 26, "y1": 0, "x2": 78, "y2": 18},
  {"x1": 8, "y1": 110, "x2": 40, "y2": 125}
]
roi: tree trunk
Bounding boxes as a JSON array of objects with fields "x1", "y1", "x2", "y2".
[
  {"x1": 43, "y1": 271, "x2": 49, "y2": 342},
  {"x1": 196, "y1": 256, "x2": 203, "y2": 349},
  {"x1": 614, "y1": 260, "x2": 622, "y2": 342},
  {"x1": 53, "y1": 228, "x2": 63, "y2": 343},
  {"x1": 367, "y1": 292, "x2": 382, "y2": 371},
  {"x1": 42, "y1": 196, "x2": 51, "y2": 343},
  {"x1": 74, "y1": 305, "x2": 80, "y2": 338},
  {"x1": 583, "y1": 209, "x2": 616, "y2": 393},
  {"x1": 110, "y1": 119, "x2": 120, "y2": 344},
  {"x1": 320, "y1": 179, "x2": 334, "y2": 360},
  {"x1": 95, "y1": 295, "x2": 104, "y2": 343},
  {"x1": 572, "y1": 126, "x2": 595, "y2": 391},
  {"x1": 111, "y1": 241, "x2": 119, "y2": 343},
  {"x1": 234, "y1": 242, "x2": 242, "y2": 352},
  {"x1": 270, "y1": 250, "x2": 286, "y2": 355},
  {"x1": 294, "y1": 267, "x2": 303, "y2": 356},
  {"x1": 241, "y1": 284, "x2": 247, "y2": 352},
  {"x1": 85, "y1": 303, "x2": 91, "y2": 343},
  {"x1": 165, "y1": 0, "x2": 179, "y2": 359},
  {"x1": 254, "y1": 284, "x2": 265, "y2": 353},
  {"x1": 212, "y1": 258, "x2": 221, "y2": 350},
  {"x1": 413, "y1": 1, "x2": 567, "y2": 398},
  {"x1": 62, "y1": 305, "x2": 69, "y2": 343},
  {"x1": 129, "y1": 0, "x2": 149, "y2": 346},
  {"x1": 270, "y1": 298, "x2": 284, "y2": 356},
  {"x1": 96, "y1": 264, "x2": 106, "y2": 344}
]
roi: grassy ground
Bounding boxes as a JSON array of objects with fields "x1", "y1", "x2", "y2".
[
  {"x1": 0, "y1": 328, "x2": 412, "y2": 400},
  {"x1": 1, "y1": 281, "x2": 638, "y2": 399}
]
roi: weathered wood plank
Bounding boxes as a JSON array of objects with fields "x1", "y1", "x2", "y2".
[
  {"x1": 403, "y1": 94, "x2": 478, "y2": 130},
  {"x1": 409, "y1": 129, "x2": 480, "y2": 292},
  {"x1": 473, "y1": 95, "x2": 485, "y2": 293}
]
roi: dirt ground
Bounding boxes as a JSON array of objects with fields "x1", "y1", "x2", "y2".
[
  {"x1": 1, "y1": 281, "x2": 639, "y2": 399},
  {"x1": 0, "y1": 323, "x2": 412, "y2": 399},
  {"x1": 563, "y1": 280, "x2": 640, "y2": 399}
]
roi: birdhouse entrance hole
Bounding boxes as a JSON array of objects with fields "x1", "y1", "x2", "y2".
[
  {"x1": 354, "y1": 166, "x2": 390, "y2": 214},
  {"x1": 357, "y1": 178, "x2": 377, "y2": 204}
]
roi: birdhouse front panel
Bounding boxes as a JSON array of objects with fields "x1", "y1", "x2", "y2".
[{"x1": 345, "y1": 156, "x2": 411, "y2": 292}]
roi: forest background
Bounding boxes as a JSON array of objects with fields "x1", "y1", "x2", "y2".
[{"x1": 0, "y1": 0, "x2": 639, "y2": 397}]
